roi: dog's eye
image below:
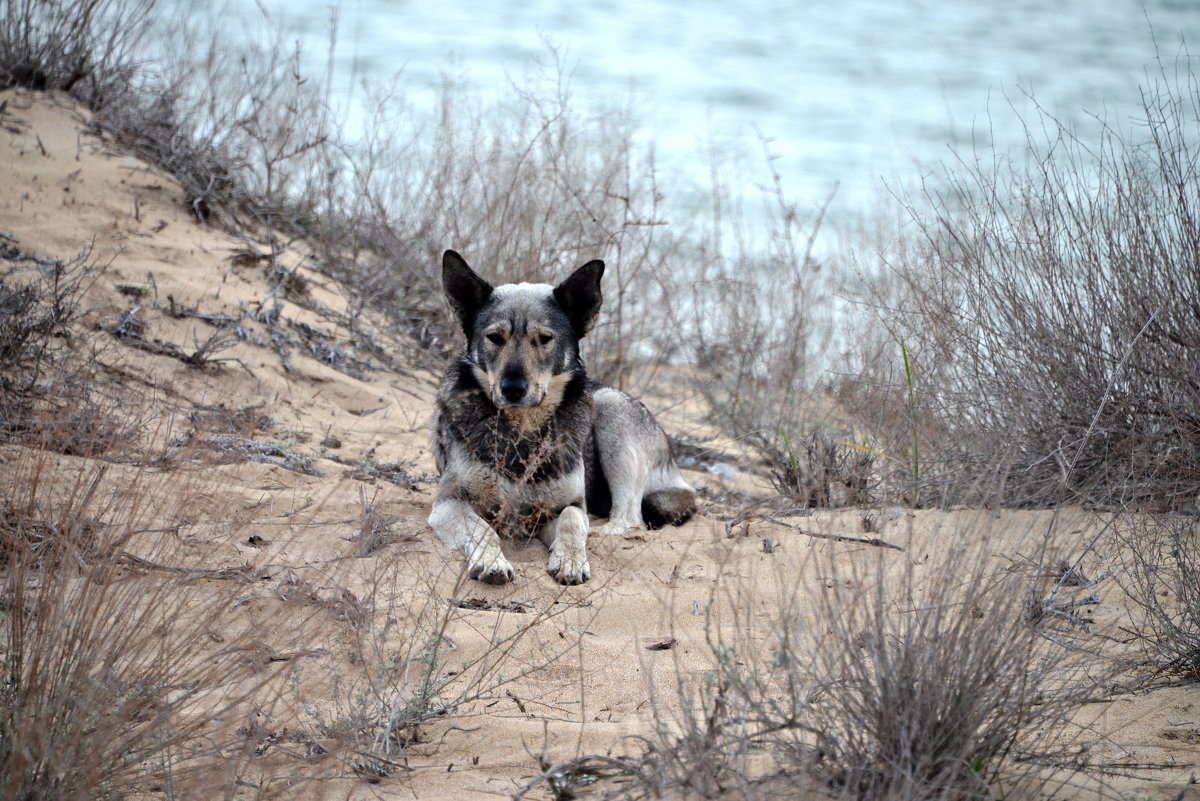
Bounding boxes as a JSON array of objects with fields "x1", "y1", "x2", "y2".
[
  {"x1": 486, "y1": 332, "x2": 506, "y2": 346},
  {"x1": 535, "y1": 333, "x2": 554, "y2": 346}
]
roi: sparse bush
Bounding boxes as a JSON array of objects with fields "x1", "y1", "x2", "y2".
[
  {"x1": 849, "y1": 57, "x2": 1200, "y2": 508},
  {"x1": 0, "y1": 0, "x2": 155, "y2": 104},
  {"x1": 100, "y1": 16, "x2": 338, "y2": 234},
  {"x1": 644, "y1": 517, "x2": 1107, "y2": 800},
  {"x1": 300, "y1": 48, "x2": 680, "y2": 385},
  {"x1": 686, "y1": 148, "x2": 848, "y2": 486},
  {"x1": 0, "y1": 458, "x2": 263, "y2": 800},
  {"x1": 243, "y1": 551, "x2": 605, "y2": 787},
  {"x1": 764, "y1": 429, "x2": 874, "y2": 508},
  {"x1": 801, "y1": 565, "x2": 1047, "y2": 799},
  {"x1": 1119, "y1": 515, "x2": 1200, "y2": 679},
  {"x1": 0, "y1": 243, "x2": 108, "y2": 445},
  {"x1": 105, "y1": 13, "x2": 677, "y2": 382},
  {"x1": 0, "y1": 245, "x2": 96, "y2": 391},
  {"x1": 0, "y1": 243, "x2": 152, "y2": 461},
  {"x1": 0, "y1": 0, "x2": 338, "y2": 243},
  {"x1": 348, "y1": 485, "x2": 403, "y2": 558}
]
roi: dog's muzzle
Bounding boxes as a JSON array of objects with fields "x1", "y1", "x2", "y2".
[{"x1": 499, "y1": 372, "x2": 529, "y2": 404}]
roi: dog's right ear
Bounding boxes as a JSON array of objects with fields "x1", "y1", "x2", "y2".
[{"x1": 442, "y1": 250, "x2": 493, "y2": 334}]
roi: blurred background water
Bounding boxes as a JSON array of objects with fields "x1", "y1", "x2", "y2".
[{"x1": 194, "y1": 0, "x2": 1198, "y2": 245}]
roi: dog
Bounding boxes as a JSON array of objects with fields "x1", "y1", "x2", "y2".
[{"x1": 429, "y1": 250, "x2": 696, "y2": 585}]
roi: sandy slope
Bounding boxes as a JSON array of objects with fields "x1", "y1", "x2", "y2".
[{"x1": 1, "y1": 89, "x2": 1197, "y2": 800}]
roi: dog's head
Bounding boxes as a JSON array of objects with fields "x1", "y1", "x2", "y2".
[{"x1": 442, "y1": 250, "x2": 604, "y2": 413}]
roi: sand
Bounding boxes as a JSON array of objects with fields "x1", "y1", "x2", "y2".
[{"x1": 1, "y1": 88, "x2": 1197, "y2": 800}]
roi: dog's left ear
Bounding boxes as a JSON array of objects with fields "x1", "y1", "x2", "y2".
[{"x1": 553, "y1": 259, "x2": 605, "y2": 339}]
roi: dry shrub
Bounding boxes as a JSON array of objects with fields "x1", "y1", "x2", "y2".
[
  {"x1": 684, "y1": 146, "x2": 857, "y2": 500},
  {"x1": 766, "y1": 430, "x2": 874, "y2": 508},
  {"x1": 0, "y1": 244, "x2": 100, "y2": 421},
  {"x1": 0, "y1": 457, "x2": 266, "y2": 800},
  {"x1": 226, "y1": 447, "x2": 609, "y2": 787},
  {"x1": 801, "y1": 550, "x2": 1061, "y2": 799},
  {"x1": 0, "y1": 0, "x2": 154, "y2": 103},
  {"x1": 348, "y1": 485, "x2": 406, "y2": 558},
  {"x1": 0, "y1": 467, "x2": 107, "y2": 569},
  {"x1": 644, "y1": 516, "x2": 1108, "y2": 800},
  {"x1": 236, "y1": 548, "x2": 608, "y2": 787},
  {"x1": 97, "y1": 12, "x2": 338, "y2": 235},
  {"x1": 316, "y1": 576, "x2": 476, "y2": 780},
  {"x1": 669, "y1": 142, "x2": 901, "y2": 511},
  {"x1": 304, "y1": 47, "x2": 678, "y2": 385},
  {"x1": 0, "y1": 243, "x2": 148, "y2": 462},
  {"x1": 847, "y1": 56, "x2": 1200, "y2": 508},
  {"x1": 3, "y1": 0, "x2": 340, "y2": 273},
  {"x1": 3, "y1": 1, "x2": 837, "y2": 409},
  {"x1": 47, "y1": 3, "x2": 677, "y2": 383},
  {"x1": 1118, "y1": 514, "x2": 1200, "y2": 679}
]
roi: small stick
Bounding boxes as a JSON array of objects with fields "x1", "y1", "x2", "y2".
[
  {"x1": 117, "y1": 551, "x2": 258, "y2": 580},
  {"x1": 759, "y1": 515, "x2": 905, "y2": 551}
]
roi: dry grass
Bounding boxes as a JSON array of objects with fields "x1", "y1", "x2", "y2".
[
  {"x1": 0, "y1": 241, "x2": 158, "y2": 466},
  {"x1": 1, "y1": 405, "x2": 589, "y2": 797},
  {"x1": 296, "y1": 44, "x2": 681, "y2": 386},
  {"x1": 215, "y1": 538, "x2": 613, "y2": 794},
  {"x1": 766, "y1": 430, "x2": 874, "y2": 508},
  {"x1": 0, "y1": 454, "x2": 267, "y2": 800},
  {"x1": 3, "y1": 0, "x2": 680, "y2": 386}
]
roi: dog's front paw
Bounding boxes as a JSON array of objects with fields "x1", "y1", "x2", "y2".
[
  {"x1": 467, "y1": 550, "x2": 515, "y2": 584},
  {"x1": 546, "y1": 547, "x2": 590, "y2": 585},
  {"x1": 595, "y1": 519, "x2": 634, "y2": 537}
]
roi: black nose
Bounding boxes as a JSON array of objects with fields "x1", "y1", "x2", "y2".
[{"x1": 499, "y1": 374, "x2": 527, "y2": 402}]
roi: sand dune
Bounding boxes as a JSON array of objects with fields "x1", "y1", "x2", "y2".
[{"x1": 1, "y1": 88, "x2": 1195, "y2": 800}]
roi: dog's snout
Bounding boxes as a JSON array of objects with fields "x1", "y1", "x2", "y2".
[{"x1": 499, "y1": 372, "x2": 528, "y2": 403}]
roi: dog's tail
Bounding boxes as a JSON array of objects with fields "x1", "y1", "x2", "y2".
[{"x1": 641, "y1": 487, "x2": 696, "y2": 530}]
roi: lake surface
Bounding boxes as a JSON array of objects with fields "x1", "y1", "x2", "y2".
[{"x1": 200, "y1": 0, "x2": 1198, "y2": 244}]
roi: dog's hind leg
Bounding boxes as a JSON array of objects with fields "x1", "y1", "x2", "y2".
[
  {"x1": 429, "y1": 497, "x2": 514, "y2": 584},
  {"x1": 540, "y1": 506, "x2": 591, "y2": 585},
  {"x1": 642, "y1": 484, "x2": 696, "y2": 528},
  {"x1": 594, "y1": 441, "x2": 648, "y2": 537}
]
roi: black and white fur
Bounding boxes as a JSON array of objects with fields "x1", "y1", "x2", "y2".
[{"x1": 429, "y1": 250, "x2": 695, "y2": 585}]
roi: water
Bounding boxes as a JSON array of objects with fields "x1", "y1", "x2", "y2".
[{"x1": 205, "y1": 0, "x2": 1198, "y2": 242}]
